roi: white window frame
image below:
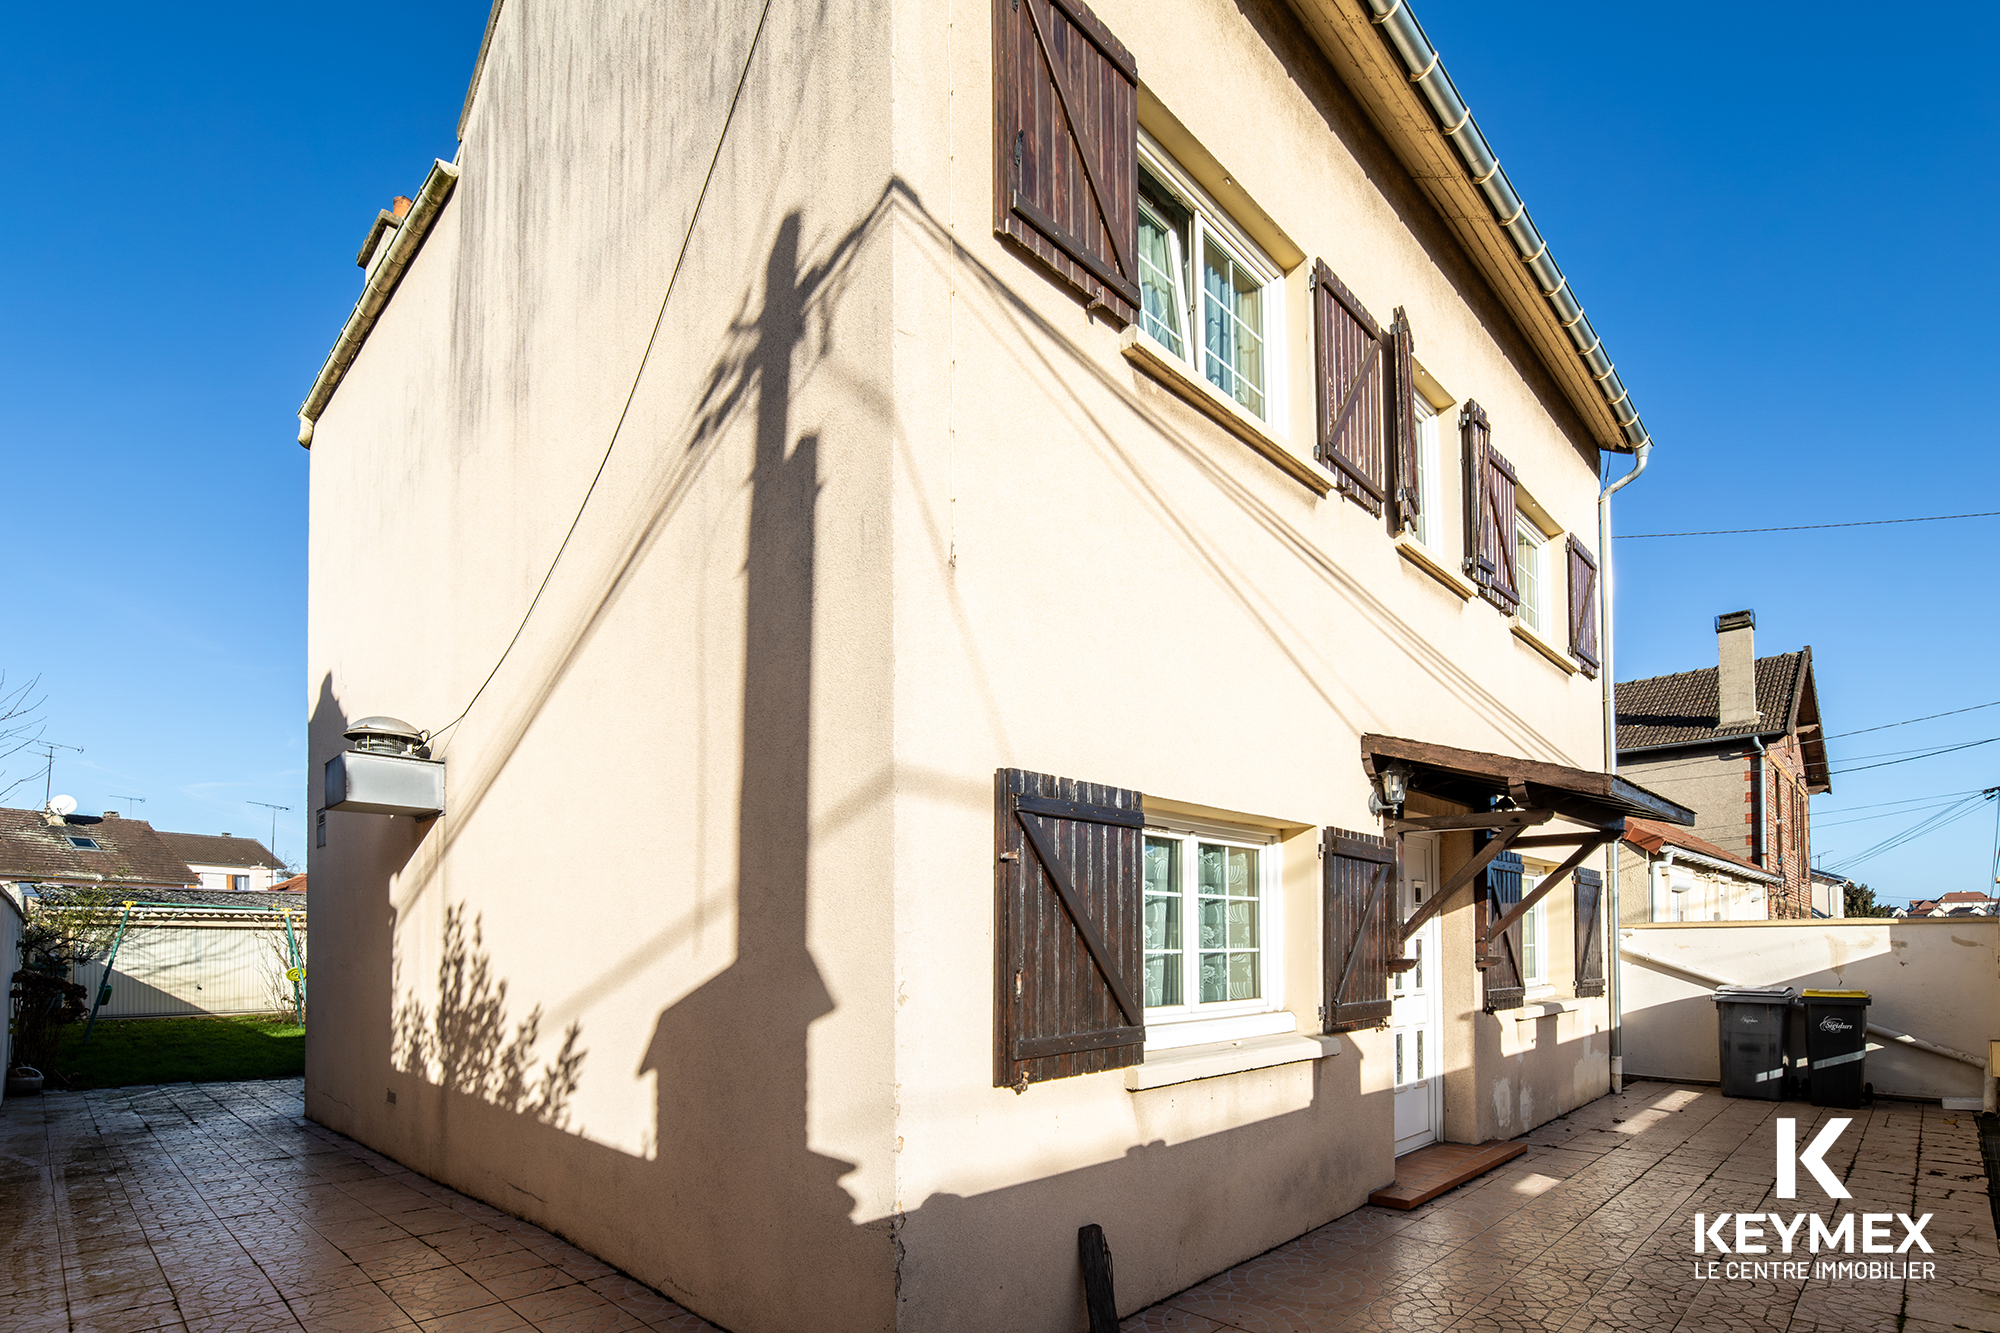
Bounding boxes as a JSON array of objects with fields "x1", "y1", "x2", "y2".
[
  {"x1": 1521, "y1": 873, "x2": 1548, "y2": 986},
  {"x1": 1514, "y1": 515, "x2": 1548, "y2": 636},
  {"x1": 1409, "y1": 394, "x2": 1441, "y2": 550},
  {"x1": 1141, "y1": 821, "x2": 1289, "y2": 1051},
  {"x1": 1134, "y1": 134, "x2": 1287, "y2": 433}
]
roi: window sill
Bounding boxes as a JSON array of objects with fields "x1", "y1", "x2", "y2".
[
  {"x1": 1126, "y1": 1029, "x2": 1340, "y2": 1092},
  {"x1": 1145, "y1": 1008, "x2": 1297, "y2": 1052},
  {"x1": 1120, "y1": 327, "x2": 1331, "y2": 498},
  {"x1": 1514, "y1": 998, "x2": 1585, "y2": 1024},
  {"x1": 1511, "y1": 621, "x2": 1579, "y2": 675},
  {"x1": 1395, "y1": 537, "x2": 1475, "y2": 601}
]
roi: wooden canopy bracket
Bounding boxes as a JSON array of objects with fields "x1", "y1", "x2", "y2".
[
  {"x1": 1398, "y1": 810, "x2": 1550, "y2": 943},
  {"x1": 1481, "y1": 831, "x2": 1617, "y2": 944}
]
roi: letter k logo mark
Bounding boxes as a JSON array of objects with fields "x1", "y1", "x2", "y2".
[{"x1": 1777, "y1": 1117, "x2": 1851, "y2": 1199}]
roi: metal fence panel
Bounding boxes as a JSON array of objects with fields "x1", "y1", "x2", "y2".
[{"x1": 73, "y1": 923, "x2": 298, "y2": 1018}]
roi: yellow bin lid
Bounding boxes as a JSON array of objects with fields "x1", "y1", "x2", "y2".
[{"x1": 1801, "y1": 989, "x2": 1868, "y2": 998}]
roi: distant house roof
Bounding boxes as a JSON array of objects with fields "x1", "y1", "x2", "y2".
[
  {"x1": 0, "y1": 809, "x2": 196, "y2": 890},
  {"x1": 1616, "y1": 648, "x2": 1829, "y2": 792},
  {"x1": 1622, "y1": 817, "x2": 1781, "y2": 883},
  {"x1": 1936, "y1": 891, "x2": 1996, "y2": 904},
  {"x1": 156, "y1": 831, "x2": 284, "y2": 872},
  {"x1": 271, "y1": 874, "x2": 306, "y2": 893}
]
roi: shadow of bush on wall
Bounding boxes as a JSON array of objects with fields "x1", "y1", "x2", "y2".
[{"x1": 394, "y1": 903, "x2": 585, "y2": 1129}]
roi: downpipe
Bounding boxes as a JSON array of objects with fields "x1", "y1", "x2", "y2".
[{"x1": 1599, "y1": 442, "x2": 1651, "y2": 1093}]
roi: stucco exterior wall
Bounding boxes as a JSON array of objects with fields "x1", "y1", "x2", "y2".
[
  {"x1": 883, "y1": 0, "x2": 1611, "y2": 1324},
  {"x1": 1620, "y1": 749, "x2": 1752, "y2": 861},
  {"x1": 306, "y1": 4, "x2": 900, "y2": 1331},
  {"x1": 306, "y1": 0, "x2": 1625, "y2": 1330},
  {"x1": 1620, "y1": 919, "x2": 1999, "y2": 1102}
]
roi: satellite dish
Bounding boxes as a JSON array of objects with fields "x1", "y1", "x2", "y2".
[{"x1": 48, "y1": 795, "x2": 77, "y2": 817}]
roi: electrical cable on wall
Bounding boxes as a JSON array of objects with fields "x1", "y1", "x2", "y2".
[{"x1": 427, "y1": 0, "x2": 779, "y2": 749}]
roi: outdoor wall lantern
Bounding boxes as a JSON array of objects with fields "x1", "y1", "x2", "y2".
[
  {"x1": 323, "y1": 716, "x2": 444, "y2": 818},
  {"x1": 1369, "y1": 762, "x2": 1412, "y2": 816}
]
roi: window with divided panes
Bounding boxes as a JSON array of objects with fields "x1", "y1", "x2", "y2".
[{"x1": 1142, "y1": 832, "x2": 1271, "y2": 1017}]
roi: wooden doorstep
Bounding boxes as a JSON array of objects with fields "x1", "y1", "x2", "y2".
[{"x1": 1367, "y1": 1140, "x2": 1527, "y2": 1210}]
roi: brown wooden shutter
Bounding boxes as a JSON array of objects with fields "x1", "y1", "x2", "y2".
[
  {"x1": 1573, "y1": 866, "x2": 1606, "y2": 998},
  {"x1": 995, "y1": 768, "x2": 1146, "y2": 1088},
  {"x1": 1460, "y1": 402, "x2": 1519, "y2": 615},
  {"x1": 993, "y1": 0, "x2": 1138, "y2": 325},
  {"x1": 1387, "y1": 308, "x2": 1418, "y2": 532},
  {"x1": 1566, "y1": 535, "x2": 1601, "y2": 677},
  {"x1": 1480, "y1": 844, "x2": 1526, "y2": 1011},
  {"x1": 1322, "y1": 827, "x2": 1396, "y2": 1032},
  {"x1": 1313, "y1": 263, "x2": 1386, "y2": 516}
]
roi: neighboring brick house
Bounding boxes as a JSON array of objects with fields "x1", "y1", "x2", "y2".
[
  {"x1": 0, "y1": 808, "x2": 198, "y2": 896},
  {"x1": 156, "y1": 831, "x2": 286, "y2": 892},
  {"x1": 1616, "y1": 611, "x2": 1829, "y2": 918}
]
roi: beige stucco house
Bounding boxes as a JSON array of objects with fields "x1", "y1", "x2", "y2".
[{"x1": 299, "y1": 1, "x2": 1690, "y2": 1329}]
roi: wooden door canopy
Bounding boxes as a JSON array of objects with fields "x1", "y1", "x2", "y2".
[{"x1": 1361, "y1": 734, "x2": 1694, "y2": 828}]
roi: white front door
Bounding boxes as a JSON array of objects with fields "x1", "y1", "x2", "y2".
[{"x1": 1391, "y1": 833, "x2": 1444, "y2": 1155}]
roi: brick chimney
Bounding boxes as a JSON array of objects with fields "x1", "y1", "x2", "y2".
[
  {"x1": 1716, "y1": 610, "x2": 1759, "y2": 727},
  {"x1": 102, "y1": 811, "x2": 119, "y2": 820}
]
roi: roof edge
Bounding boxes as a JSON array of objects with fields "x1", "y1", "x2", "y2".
[{"x1": 1284, "y1": 0, "x2": 1648, "y2": 452}]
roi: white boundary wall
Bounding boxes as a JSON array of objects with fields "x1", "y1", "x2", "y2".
[{"x1": 1620, "y1": 918, "x2": 1999, "y2": 1102}]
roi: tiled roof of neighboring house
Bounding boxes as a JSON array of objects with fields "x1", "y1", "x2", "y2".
[
  {"x1": 156, "y1": 831, "x2": 284, "y2": 871},
  {"x1": 0, "y1": 809, "x2": 196, "y2": 889},
  {"x1": 1621, "y1": 817, "x2": 1777, "y2": 881},
  {"x1": 94, "y1": 887, "x2": 306, "y2": 912},
  {"x1": 1936, "y1": 891, "x2": 1996, "y2": 904},
  {"x1": 271, "y1": 874, "x2": 306, "y2": 893},
  {"x1": 1616, "y1": 648, "x2": 1829, "y2": 792}
]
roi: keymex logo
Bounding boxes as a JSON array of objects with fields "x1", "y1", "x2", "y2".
[
  {"x1": 1777, "y1": 1116, "x2": 1848, "y2": 1198},
  {"x1": 1687, "y1": 1118, "x2": 1937, "y2": 1282}
]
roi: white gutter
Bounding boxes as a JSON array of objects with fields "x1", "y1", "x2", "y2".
[
  {"x1": 1639, "y1": 841, "x2": 1781, "y2": 887},
  {"x1": 1618, "y1": 941, "x2": 1990, "y2": 1072},
  {"x1": 1361, "y1": 0, "x2": 1650, "y2": 450},
  {"x1": 1598, "y1": 441, "x2": 1650, "y2": 1091},
  {"x1": 296, "y1": 158, "x2": 461, "y2": 447}
]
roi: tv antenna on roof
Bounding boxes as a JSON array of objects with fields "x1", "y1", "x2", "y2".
[
  {"x1": 109, "y1": 794, "x2": 145, "y2": 816},
  {"x1": 249, "y1": 801, "x2": 291, "y2": 862},
  {"x1": 31, "y1": 740, "x2": 81, "y2": 807}
]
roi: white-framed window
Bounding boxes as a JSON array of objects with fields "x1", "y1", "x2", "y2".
[
  {"x1": 1142, "y1": 827, "x2": 1282, "y2": 1035},
  {"x1": 1521, "y1": 895, "x2": 1547, "y2": 985},
  {"x1": 1135, "y1": 137, "x2": 1285, "y2": 426},
  {"x1": 1514, "y1": 516, "x2": 1548, "y2": 636},
  {"x1": 1408, "y1": 394, "x2": 1441, "y2": 549}
]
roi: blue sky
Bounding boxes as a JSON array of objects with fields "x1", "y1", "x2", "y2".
[
  {"x1": 2, "y1": 2, "x2": 1993, "y2": 900},
  {"x1": 0, "y1": 2, "x2": 489, "y2": 867}
]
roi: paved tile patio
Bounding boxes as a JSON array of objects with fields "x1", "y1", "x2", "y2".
[
  {"x1": 1124, "y1": 1081, "x2": 1999, "y2": 1333},
  {"x1": 0, "y1": 1079, "x2": 717, "y2": 1332},
  {"x1": 2, "y1": 1078, "x2": 1992, "y2": 1332}
]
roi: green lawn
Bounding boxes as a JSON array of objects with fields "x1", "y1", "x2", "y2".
[{"x1": 50, "y1": 1014, "x2": 304, "y2": 1090}]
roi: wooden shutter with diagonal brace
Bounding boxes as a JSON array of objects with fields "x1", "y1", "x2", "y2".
[
  {"x1": 1388, "y1": 308, "x2": 1418, "y2": 533},
  {"x1": 1480, "y1": 844, "x2": 1526, "y2": 1011},
  {"x1": 1567, "y1": 535, "x2": 1601, "y2": 677},
  {"x1": 993, "y1": 0, "x2": 1138, "y2": 324},
  {"x1": 1573, "y1": 867, "x2": 1606, "y2": 998},
  {"x1": 1314, "y1": 263, "x2": 1386, "y2": 514},
  {"x1": 1461, "y1": 402, "x2": 1520, "y2": 615},
  {"x1": 1323, "y1": 827, "x2": 1397, "y2": 1032},
  {"x1": 995, "y1": 768, "x2": 1147, "y2": 1088}
]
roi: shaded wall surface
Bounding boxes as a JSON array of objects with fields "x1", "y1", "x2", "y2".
[
  {"x1": 305, "y1": 0, "x2": 1623, "y2": 1330},
  {"x1": 1621, "y1": 919, "x2": 1999, "y2": 1101}
]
